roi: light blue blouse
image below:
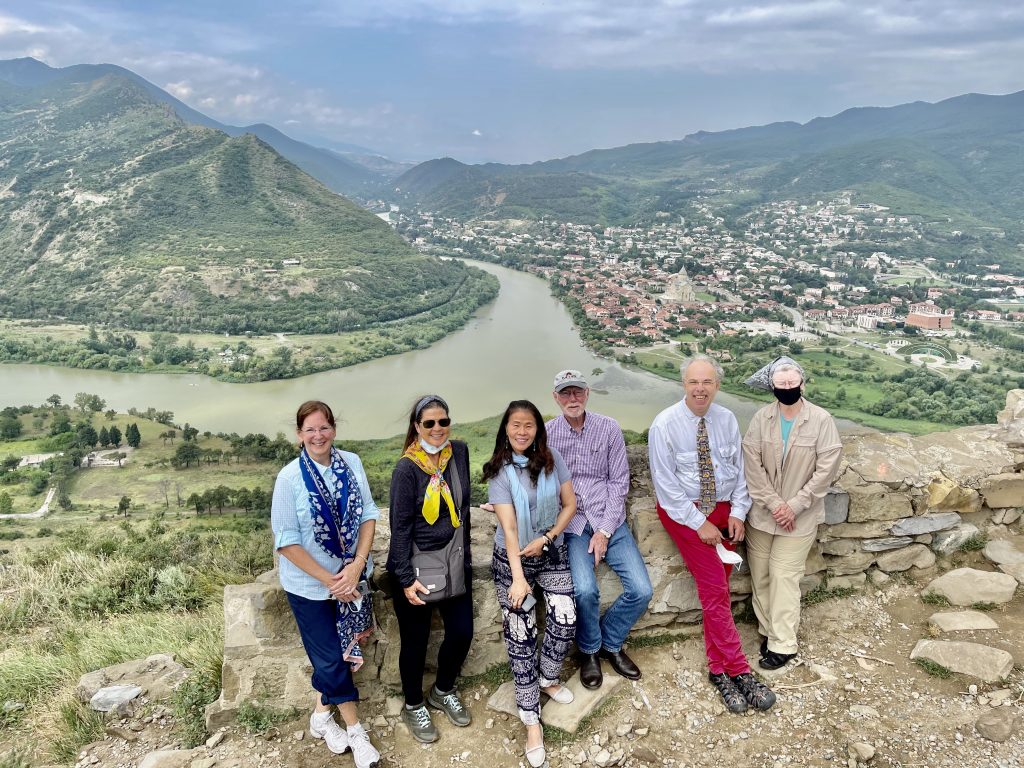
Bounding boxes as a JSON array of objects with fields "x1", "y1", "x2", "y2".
[{"x1": 270, "y1": 450, "x2": 380, "y2": 600}]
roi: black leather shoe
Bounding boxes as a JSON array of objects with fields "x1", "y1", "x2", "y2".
[
  {"x1": 758, "y1": 650, "x2": 796, "y2": 671},
  {"x1": 578, "y1": 652, "x2": 603, "y2": 689},
  {"x1": 599, "y1": 648, "x2": 642, "y2": 680}
]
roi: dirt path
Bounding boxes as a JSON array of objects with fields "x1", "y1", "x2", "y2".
[{"x1": 69, "y1": 577, "x2": 1023, "y2": 768}]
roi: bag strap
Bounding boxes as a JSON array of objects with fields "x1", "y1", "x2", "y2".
[{"x1": 447, "y1": 453, "x2": 464, "y2": 524}]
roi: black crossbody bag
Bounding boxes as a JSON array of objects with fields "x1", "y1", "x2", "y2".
[{"x1": 410, "y1": 458, "x2": 467, "y2": 602}]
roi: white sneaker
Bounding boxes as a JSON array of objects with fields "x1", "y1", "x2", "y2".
[
  {"x1": 310, "y1": 710, "x2": 349, "y2": 755},
  {"x1": 347, "y1": 723, "x2": 380, "y2": 768}
]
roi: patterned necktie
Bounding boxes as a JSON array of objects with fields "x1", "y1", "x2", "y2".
[{"x1": 697, "y1": 417, "x2": 717, "y2": 515}]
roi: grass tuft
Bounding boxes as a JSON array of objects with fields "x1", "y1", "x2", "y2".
[
  {"x1": 957, "y1": 534, "x2": 988, "y2": 552},
  {"x1": 802, "y1": 578, "x2": 857, "y2": 606},
  {"x1": 237, "y1": 701, "x2": 298, "y2": 734},
  {"x1": 50, "y1": 700, "x2": 106, "y2": 763},
  {"x1": 914, "y1": 658, "x2": 953, "y2": 678},
  {"x1": 971, "y1": 601, "x2": 999, "y2": 612},
  {"x1": 0, "y1": 749, "x2": 31, "y2": 768},
  {"x1": 461, "y1": 662, "x2": 512, "y2": 689},
  {"x1": 921, "y1": 591, "x2": 951, "y2": 606}
]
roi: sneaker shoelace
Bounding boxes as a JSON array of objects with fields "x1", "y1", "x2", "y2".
[
  {"x1": 439, "y1": 693, "x2": 464, "y2": 713},
  {"x1": 409, "y1": 706, "x2": 432, "y2": 728}
]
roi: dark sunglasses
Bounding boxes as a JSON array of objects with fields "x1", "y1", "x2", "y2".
[{"x1": 420, "y1": 418, "x2": 451, "y2": 428}]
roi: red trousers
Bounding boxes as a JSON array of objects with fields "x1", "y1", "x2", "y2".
[{"x1": 657, "y1": 502, "x2": 750, "y2": 676}]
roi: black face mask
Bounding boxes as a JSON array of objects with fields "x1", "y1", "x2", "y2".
[{"x1": 773, "y1": 386, "x2": 802, "y2": 406}]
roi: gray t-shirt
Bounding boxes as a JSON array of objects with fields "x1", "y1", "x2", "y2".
[{"x1": 488, "y1": 447, "x2": 570, "y2": 549}]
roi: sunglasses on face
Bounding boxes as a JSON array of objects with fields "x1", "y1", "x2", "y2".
[{"x1": 420, "y1": 418, "x2": 451, "y2": 429}]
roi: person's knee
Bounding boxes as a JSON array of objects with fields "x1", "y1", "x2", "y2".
[
  {"x1": 628, "y1": 578, "x2": 654, "y2": 606},
  {"x1": 574, "y1": 580, "x2": 600, "y2": 606}
]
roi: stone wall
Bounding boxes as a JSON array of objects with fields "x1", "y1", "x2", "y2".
[{"x1": 206, "y1": 391, "x2": 1024, "y2": 728}]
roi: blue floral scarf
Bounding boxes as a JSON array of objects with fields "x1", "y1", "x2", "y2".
[{"x1": 299, "y1": 446, "x2": 373, "y2": 670}]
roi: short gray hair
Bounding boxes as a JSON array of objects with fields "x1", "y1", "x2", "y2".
[
  {"x1": 771, "y1": 361, "x2": 805, "y2": 385},
  {"x1": 680, "y1": 354, "x2": 724, "y2": 384}
]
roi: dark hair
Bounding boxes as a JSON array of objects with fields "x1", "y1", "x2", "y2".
[
  {"x1": 295, "y1": 400, "x2": 335, "y2": 431},
  {"x1": 481, "y1": 400, "x2": 554, "y2": 484},
  {"x1": 402, "y1": 395, "x2": 449, "y2": 450}
]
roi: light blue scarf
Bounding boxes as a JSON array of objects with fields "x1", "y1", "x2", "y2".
[{"x1": 504, "y1": 454, "x2": 560, "y2": 549}]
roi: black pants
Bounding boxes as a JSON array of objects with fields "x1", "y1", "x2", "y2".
[{"x1": 391, "y1": 577, "x2": 474, "y2": 706}]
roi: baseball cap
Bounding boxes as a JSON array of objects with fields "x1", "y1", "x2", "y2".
[{"x1": 553, "y1": 369, "x2": 588, "y2": 392}]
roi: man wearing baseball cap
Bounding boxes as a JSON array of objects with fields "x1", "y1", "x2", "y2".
[{"x1": 546, "y1": 369, "x2": 653, "y2": 688}]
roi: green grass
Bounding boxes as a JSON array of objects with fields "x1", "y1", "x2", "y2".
[
  {"x1": 461, "y1": 662, "x2": 512, "y2": 689},
  {"x1": 921, "y1": 592, "x2": 951, "y2": 606},
  {"x1": 237, "y1": 701, "x2": 299, "y2": 734},
  {"x1": 971, "y1": 602, "x2": 999, "y2": 612},
  {"x1": 627, "y1": 632, "x2": 694, "y2": 649},
  {"x1": 0, "y1": 749, "x2": 31, "y2": 768},
  {"x1": 914, "y1": 658, "x2": 953, "y2": 678},
  {"x1": 50, "y1": 701, "x2": 106, "y2": 763},
  {"x1": 802, "y1": 579, "x2": 857, "y2": 606},
  {"x1": 958, "y1": 533, "x2": 988, "y2": 552}
]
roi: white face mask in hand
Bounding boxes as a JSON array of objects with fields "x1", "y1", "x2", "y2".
[{"x1": 716, "y1": 543, "x2": 743, "y2": 565}]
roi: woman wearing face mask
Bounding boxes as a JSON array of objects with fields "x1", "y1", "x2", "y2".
[
  {"x1": 741, "y1": 358, "x2": 843, "y2": 670},
  {"x1": 386, "y1": 395, "x2": 473, "y2": 744}
]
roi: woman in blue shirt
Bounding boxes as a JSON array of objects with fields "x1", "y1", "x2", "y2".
[{"x1": 270, "y1": 400, "x2": 381, "y2": 768}]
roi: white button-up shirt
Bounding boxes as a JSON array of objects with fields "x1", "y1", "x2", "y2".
[{"x1": 648, "y1": 400, "x2": 752, "y2": 530}]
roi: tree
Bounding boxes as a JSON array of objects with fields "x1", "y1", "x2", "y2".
[
  {"x1": 0, "y1": 492, "x2": 12, "y2": 514},
  {"x1": 182, "y1": 423, "x2": 199, "y2": 442},
  {"x1": 75, "y1": 422, "x2": 98, "y2": 450},
  {"x1": 173, "y1": 442, "x2": 201, "y2": 468},
  {"x1": 73, "y1": 392, "x2": 106, "y2": 413},
  {"x1": 108, "y1": 425, "x2": 122, "y2": 447},
  {"x1": 0, "y1": 416, "x2": 22, "y2": 439},
  {"x1": 117, "y1": 495, "x2": 131, "y2": 518},
  {"x1": 158, "y1": 478, "x2": 171, "y2": 508},
  {"x1": 186, "y1": 492, "x2": 205, "y2": 516},
  {"x1": 45, "y1": 394, "x2": 62, "y2": 408},
  {"x1": 126, "y1": 423, "x2": 141, "y2": 448},
  {"x1": 98, "y1": 426, "x2": 110, "y2": 447}
]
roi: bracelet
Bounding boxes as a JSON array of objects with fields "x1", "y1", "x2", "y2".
[
  {"x1": 351, "y1": 553, "x2": 368, "y2": 565},
  {"x1": 542, "y1": 531, "x2": 553, "y2": 545}
]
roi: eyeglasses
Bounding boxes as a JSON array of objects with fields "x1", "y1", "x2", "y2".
[
  {"x1": 420, "y1": 418, "x2": 451, "y2": 429},
  {"x1": 556, "y1": 388, "x2": 587, "y2": 400},
  {"x1": 301, "y1": 426, "x2": 335, "y2": 436}
]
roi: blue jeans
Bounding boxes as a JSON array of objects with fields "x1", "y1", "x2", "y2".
[{"x1": 566, "y1": 523, "x2": 653, "y2": 654}]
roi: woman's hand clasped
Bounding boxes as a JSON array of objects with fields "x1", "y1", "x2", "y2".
[{"x1": 328, "y1": 560, "x2": 364, "y2": 602}]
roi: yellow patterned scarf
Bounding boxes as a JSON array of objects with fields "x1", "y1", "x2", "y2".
[{"x1": 402, "y1": 443, "x2": 460, "y2": 527}]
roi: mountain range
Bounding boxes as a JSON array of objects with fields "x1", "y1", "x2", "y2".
[
  {"x1": 0, "y1": 61, "x2": 491, "y2": 334},
  {"x1": 391, "y1": 90, "x2": 1024, "y2": 232},
  {"x1": 0, "y1": 58, "x2": 409, "y2": 196}
]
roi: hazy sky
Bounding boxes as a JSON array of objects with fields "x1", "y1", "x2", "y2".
[{"x1": 3, "y1": 1, "x2": 1024, "y2": 163}]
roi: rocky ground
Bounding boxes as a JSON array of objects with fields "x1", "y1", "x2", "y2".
[{"x1": 65, "y1": 548, "x2": 1024, "y2": 768}]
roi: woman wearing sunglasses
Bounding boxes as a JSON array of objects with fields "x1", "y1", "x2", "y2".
[{"x1": 386, "y1": 395, "x2": 474, "y2": 744}]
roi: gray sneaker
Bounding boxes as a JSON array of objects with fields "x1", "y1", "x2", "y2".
[
  {"x1": 427, "y1": 686, "x2": 472, "y2": 727},
  {"x1": 401, "y1": 704, "x2": 439, "y2": 743}
]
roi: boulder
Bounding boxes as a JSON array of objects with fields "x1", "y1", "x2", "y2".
[
  {"x1": 922, "y1": 568, "x2": 1018, "y2": 606},
  {"x1": 823, "y1": 551, "x2": 875, "y2": 576},
  {"x1": 930, "y1": 524, "x2": 981, "y2": 555},
  {"x1": 77, "y1": 654, "x2": 189, "y2": 704},
  {"x1": 89, "y1": 684, "x2": 143, "y2": 714},
  {"x1": 824, "y1": 520, "x2": 901, "y2": 539},
  {"x1": 540, "y1": 671, "x2": 624, "y2": 733},
  {"x1": 828, "y1": 573, "x2": 866, "y2": 590},
  {"x1": 979, "y1": 473, "x2": 1024, "y2": 509},
  {"x1": 137, "y1": 749, "x2": 204, "y2": 768},
  {"x1": 975, "y1": 708, "x2": 1020, "y2": 742},
  {"x1": 486, "y1": 681, "x2": 518, "y2": 717},
  {"x1": 820, "y1": 539, "x2": 860, "y2": 557},
  {"x1": 861, "y1": 537, "x2": 912, "y2": 553},
  {"x1": 846, "y1": 483, "x2": 913, "y2": 522},
  {"x1": 889, "y1": 513, "x2": 961, "y2": 537},
  {"x1": 804, "y1": 542, "x2": 826, "y2": 575},
  {"x1": 927, "y1": 610, "x2": 999, "y2": 633},
  {"x1": 998, "y1": 562, "x2": 1024, "y2": 585},
  {"x1": 910, "y1": 639, "x2": 1013, "y2": 683},
  {"x1": 996, "y1": 389, "x2": 1024, "y2": 425},
  {"x1": 875, "y1": 544, "x2": 935, "y2": 573},
  {"x1": 926, "y1": 477, "x2": 981, "y2": 513},
  {"x1": 823, "y1": 488, "x2": 849, "y2": 524},
  {"x1": 983, "y1": 537, "x2": 1024, "y2": 566}
]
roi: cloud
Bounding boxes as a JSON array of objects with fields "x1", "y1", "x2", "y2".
[{"x1": 472, "y1": 129, "x2": 482, "y2": 136}]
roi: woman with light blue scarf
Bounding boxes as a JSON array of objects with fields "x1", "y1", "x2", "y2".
[{"x1": 482, "y1": 400, "x2": 578, "y2": 768}]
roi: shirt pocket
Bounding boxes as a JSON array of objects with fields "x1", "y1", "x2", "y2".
[
  {"x1": 674, "y1": 450, "x2": 698, "y2": 473},
  {"x1": 714, "y1": 444, "x2": 739, "y2": 483}
]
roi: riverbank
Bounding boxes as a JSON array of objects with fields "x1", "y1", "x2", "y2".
[{"x1": 0, "y1": 267, "x2": 497, "y2": 383}]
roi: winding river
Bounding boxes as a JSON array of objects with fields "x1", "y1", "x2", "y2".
[{"x1": 1, "y1": 262, "x2": 768, "y2": 438}]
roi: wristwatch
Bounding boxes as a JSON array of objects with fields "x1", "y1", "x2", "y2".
[{"x1": 597, "y1": 528, "x2": 612, "y2": 539}]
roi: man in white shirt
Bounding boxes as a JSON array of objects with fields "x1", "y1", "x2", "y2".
[{"x1": 648, "y1": 355, "x2": 776, "y2": 715}]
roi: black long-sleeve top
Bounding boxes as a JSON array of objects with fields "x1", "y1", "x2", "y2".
[{"x1": 386, "y1": 440, "x2": 472, "y2": 589}]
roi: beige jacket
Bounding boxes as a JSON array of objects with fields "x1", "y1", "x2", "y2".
[{"x1": 742, "y1": 399, "x2": 843, "y2": 537}]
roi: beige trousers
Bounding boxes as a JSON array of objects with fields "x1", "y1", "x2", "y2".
[{"x1": 745, "y1": 525, "x2": 816, "y2": 655}]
